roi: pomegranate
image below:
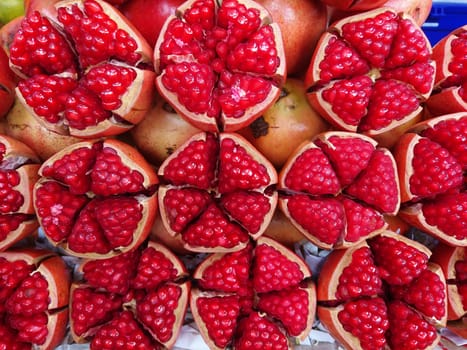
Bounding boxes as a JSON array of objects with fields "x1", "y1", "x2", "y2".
[
  {"x1": 191, "y1": 236, "x2": 316, "y2": 349},
  {"x1": 120, "y1": 0, "x2": 185, "y2": 48},
  {"x1": 240, "y1": 77, "x2": 329, "y2": 169},
  {"x1": 318, "y1": 231, "x2": 446, "y2": 350},
  {"x1": 278, "y1": 131, "x2": 399, "y2": 249},
  {"x1": 305, "y1": 7, "x2": 434, "y2": 148},
  {"x1": 431, "y1": 243, "x2": 467, "y2": 321},
  {"x1": 321, "y1": 0, "x2": 387, "y2": 11},
  {"x1": 0, "y1": 248, "x2": 71, "y2": 350},
  {"x1": 8, "y1": 0, "x2": 155, "y2": 138},
  {"x1": 262, "y1": 208, "x2": 307, "y2": 248},
  {"x1": 5, "y1": 98, "x2": 82, "y2": 161},
  {"x1": 158, "y1": 131, "x2": 278, "y2": 252},
  {"x1": 393, "y1": 113, "x2": 466, "y2": 246},
  {"x1": 0, "y1": 134, "x2": 41, "y2": 251},
  {"x1": 426, "y1": 25, "x2": 467, "y2": 116},
  {"x1": 130, "y1": 92, "x2": 201, "y2": 166},
  {"x1": 0, "y1": 46, "x2": 16, "y2": 118},
  {"x1": 254, "y1": 0, "x2": 327, "y2": 76},
  {"x1": 33, "y1": 138, "x2": 159, "y2": 258},
  {"x1": 154, "y1": 0, "x2": 286, "y2": 132},
  {"x1": 70, "y1": 240, "x2": 190, "y2": 349}
]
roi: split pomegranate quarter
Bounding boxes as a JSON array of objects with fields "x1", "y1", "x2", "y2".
[
  {"x1": 8, "y1": 0, "x2": 155, "y2": 138},
  {"x1": 317, "y1": 231, "x2": 447, "y2": 350},
  {"x1": 427, "y1": 25, "x2": 467, "y2": 116},
  {"x1": 191, "y1": 236, "x2": 316, "y2": 350},
  {"x1": 33, "y1": 138, "x2": 159, "y2": 258},
  {"x1": 0, "y1": 134, "x2": 41, "y2": 251},
  {"x1": 393, "y1": 113, "x2": 466, "y2": 247},
  {"x1": 154, "y1": 0, "x2": 286, "y2": 132},
  {"x1": 158, "y1": 131, "x2": 278, "y2": 253},
  {"x1": 305, "y1": 7, "x2": 434, "y2": 148},
  {"x1": 70, "y1": 241, "x2": 189, "y2": 349},
  {"x1": 0, "y1": 248, "x2": 71, "y2": 350},
  {"x1": 278, "y1": 131, "x2": 400, "y2": 250}
]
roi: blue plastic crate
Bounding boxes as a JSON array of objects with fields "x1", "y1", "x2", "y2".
[{"x1": 422, "y1": 0, "x2": 467, "y2": 46}]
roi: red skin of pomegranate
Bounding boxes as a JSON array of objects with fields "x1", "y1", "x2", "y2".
[
  {"x1": 120, "y1": 0, "x2": 184, "y2": 48},
  {"x1": 0, "y1": 46, "x2": 16, "y2": 118}
]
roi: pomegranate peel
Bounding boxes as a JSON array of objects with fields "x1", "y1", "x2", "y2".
[{"x1": 154, "y1": 0, "x2": 286, "y2": 132}]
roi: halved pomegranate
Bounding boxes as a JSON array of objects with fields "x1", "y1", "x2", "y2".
[
  {"x1": 426, "y1": 25, "x2": 467, "y2": 116},
  {"x1": 0, "y1": 134, "x2": 41, "y2": 251},
  {"x1": 431, "y1": 243, "x2": 467, "y2": 321},
  {"x1": 33, "y1": 138, "x2": 159, "y2": 258},
  {"x1": 8, "y1": 0, "x2": 155, "y2": 138},
  {"x1": 158, "y1": 131, "x2": 277, "y2": 253},
  {"x1": 278, "y1": 131, "x2": 400, "y2": 249},
  {"x1": 305, "y1": 7, "x2": 434, "y2": 147},
  {"x1": 70, "y1": 240, "x2": 189, "y2": 349},
  {"x1": 154, "y1": 0, "x2": 286, "y2": 132},
  {"x1": 393, "y1": 113, "x2": 466, "y2": 246},
  {"x1": 317, "y1": 231, "x2": 446, "y2": 350},
  {"x1": 0, "y1": 248, "x2": 70, "y2": 350},
  {"x1": 191, "y1": 236, "x2": 316, "y2": 350}
]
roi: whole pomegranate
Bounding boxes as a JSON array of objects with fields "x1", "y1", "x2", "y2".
[
  {"x1": 306, "y1": 7, "x2": 434, "y2": 148},
  {"x1": 318, "y1": 231, "x2": 447, "y2": 350},
  {"x1": 241, "y1": 78, "x2": 329, "y2": 169},
  {"x1": 0, "y1": 248, "x2": 71, "y2": 350},
  {"x1": 33, "y1": 138, "x2": 159, "y2": 258},
  {"x1": 191, "y1": 236, "x2": 316, "y2": 350},
  {"x1": 158, "y1": 131, "x2": 278, "y2": 252},
  {"x1": 120, "y1": 0, "x2": 184, "y2": 48},
  {"x1": 8, "y1": 0, "x2": 155, "y2": 138},
  {"x1": 0, "y1": 134, "x2": 41, "y2": 251},
  {"x1": 70, "y1": 241, "x2": 189, "y2": 349},
  {"x1": 278, "y1": 131, "x2": 400, "y2": 249},
  {"x1": 254, "y1": 0, "x2": 327, "y2": 76},
  {"x1": 154, "y1": 0, "x2": 286, "y2": 132},
  {"x1": 130, "y1": 92, "x2": 201, "y2": 166},
  {"x1": 5, "y1": 98, "x2": 82, "y2": 161}
]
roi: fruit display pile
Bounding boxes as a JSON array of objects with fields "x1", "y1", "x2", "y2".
[{"x1": 0, "y1": 0, "x2": 465, "y2": 349}]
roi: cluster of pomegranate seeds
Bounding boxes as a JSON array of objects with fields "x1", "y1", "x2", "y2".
[
  {"x1": 318, "y1": 231, "x2": 446, "y2": 350},
  {"x1": 34, "y1": 139, "x2": 158, "y2": 258},
  {"x1": 70, "y1": 241, "x2": 189, "y2": 349},
  {"x1": 154, "y1": 0, "x2": 286, "y2": 132},
  {"x1": 9, "y1": 0, "x2": 154, "y2": 137},
  {"x1": 158, "y1": 132, "x2": 277, "y2": 252},
  {"x1": 305, "y1": 8, "x2": 434, "y2": 144},
  {"x1": 279, "y1": 131, "x2": 399, "y2": 249},
  {"x1": 191, "y1": 237, "x2": 315, "y2": 349}
]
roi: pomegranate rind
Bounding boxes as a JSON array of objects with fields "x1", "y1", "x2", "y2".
[
  {"x1": 321, "y1": 0, "x2": 387, "y2": 11},
  {"x1": 153, "y1": 0, "x2": 286, "y2": 133}
]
